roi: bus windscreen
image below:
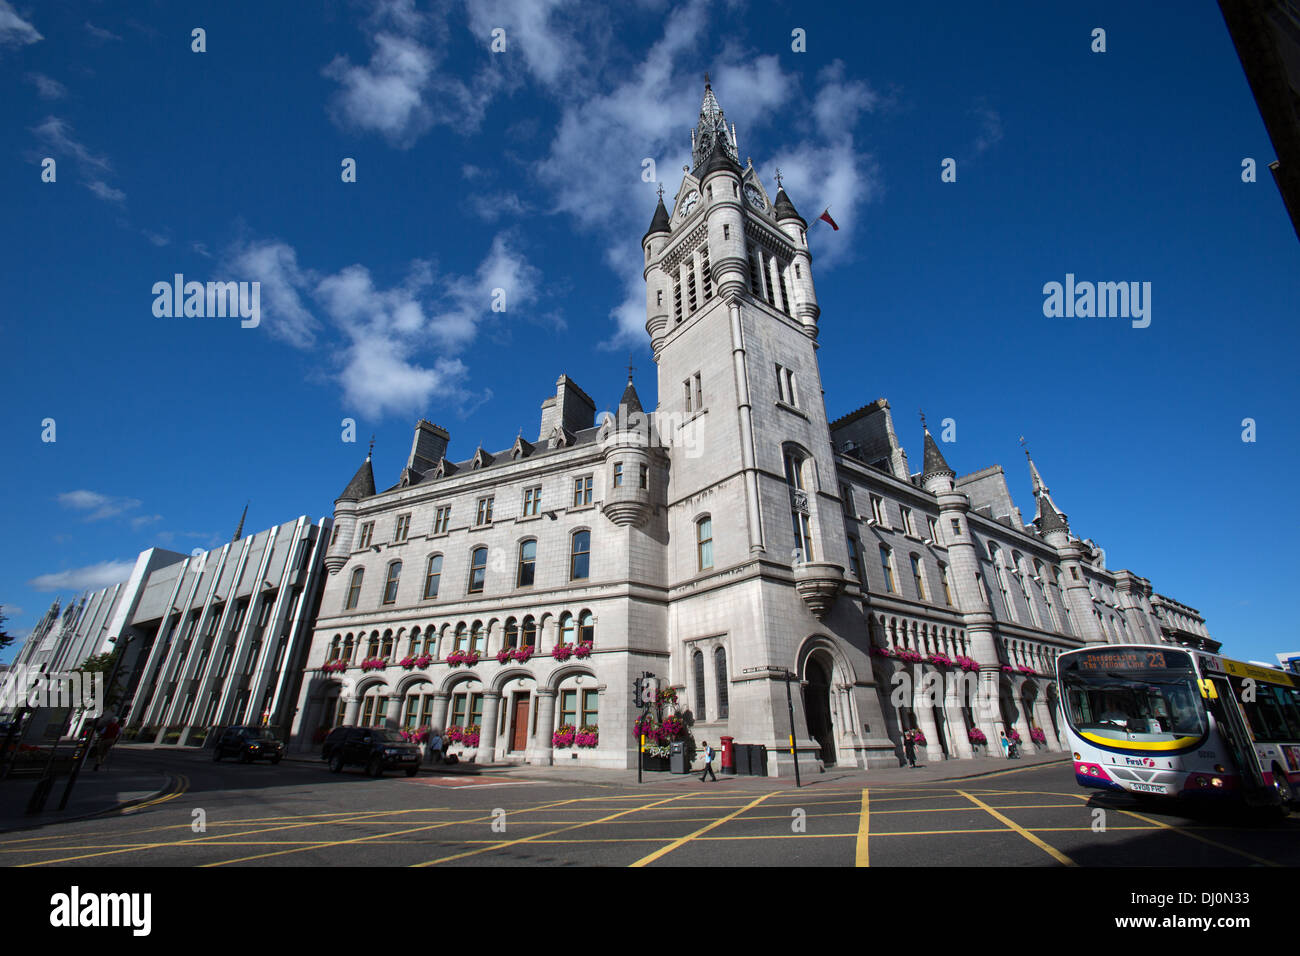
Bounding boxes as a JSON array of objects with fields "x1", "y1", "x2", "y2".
[{"x1": 1060, "y1": 649, "x2": 1204, "y2": 741}]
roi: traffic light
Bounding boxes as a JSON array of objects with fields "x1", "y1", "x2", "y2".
[
  {"x1": 640, "y1": 676, "x2": 656, "y2": 707},
  {"x1": 634, "y1": 676, "x2": 644, "y2": 706}
]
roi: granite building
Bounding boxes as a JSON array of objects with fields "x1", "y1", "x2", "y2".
[{"x1": 289, "y1": 83, "x2": 1213, "y2": 772}]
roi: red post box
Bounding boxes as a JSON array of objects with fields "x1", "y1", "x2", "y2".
[{"x1": 720, "y1": 735, "x2": 735, "y2": 775}]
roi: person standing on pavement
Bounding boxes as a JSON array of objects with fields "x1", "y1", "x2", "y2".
[
  {"x1": 92, "y1": 712, "x2": 120, "y2": 771},
  {"x1": 699, "y1": 740, "x2": 717, "y2": 782},
  {"x1": 903, "y1": 729, "x2": 918, "y2": 768},
  {"x1": 429, "y1": 729, "x2": 444, "y2": 765}
]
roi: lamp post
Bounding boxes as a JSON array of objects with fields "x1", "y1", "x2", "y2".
[
  {"x1": 744, "y1": 666, "x2": 801, "y2": 788},
  {"x1": 57, "y1": 634, "x2": 131, "y2": 811}
]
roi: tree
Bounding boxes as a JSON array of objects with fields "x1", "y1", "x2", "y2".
[
  {"x1": 74, "y1": 650, "x2": 126, "y2": 711},
  {"x1": 0, "y1": 605, "x2": 12, "y2": 653}
]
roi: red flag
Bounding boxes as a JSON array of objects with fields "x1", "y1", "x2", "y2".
[{"x1": 818, "y1": 207, "x2": 839, "y2": 231}]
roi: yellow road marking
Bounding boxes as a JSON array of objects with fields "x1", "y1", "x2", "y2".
[
  {"x1": 855, "y1": 789, "x2": 869, "y2": 866},
  {"x1": 957, "y1": 790, "x2": 1078, "y2": 866},
  {"x1": 414, "y1": 792, "x2": 696, "y2": 866},
  {"x1": 630, "y1": 792, "x2": 777, "y2": 867}
]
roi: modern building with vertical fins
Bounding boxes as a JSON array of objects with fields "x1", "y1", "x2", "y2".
[
  {"x1": 7, "y1": 516, "x2": 331, "y2": 744},
  {"x1": 288, "y1": 83, "x2": 1213, "y2": 773}
]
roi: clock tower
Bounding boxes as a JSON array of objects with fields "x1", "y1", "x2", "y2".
[{"x1": 640, "y1": 79, "x2": 894, "y2": 771}]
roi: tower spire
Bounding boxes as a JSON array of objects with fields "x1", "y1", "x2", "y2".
[
  {"x1": 920, "y1": 412, "x2": 955, "y2": 481},
  {"x1": 692, "y1": 76, "x2": 740, "y2": 173},
  {"x1": 1021, "y1": 438, "x2": 1068, "y2": 533},
  {"x1": 232, "y1": 501, "x2": 248, "y2": 542}
]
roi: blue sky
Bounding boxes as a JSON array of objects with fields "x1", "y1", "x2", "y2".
[{"x1": 1, "y1": 1, "x2": 1295, "y2": 665}]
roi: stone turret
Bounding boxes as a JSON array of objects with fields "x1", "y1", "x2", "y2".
[
  {"x1": 600, "y1": 376, "x2": 654, "y2": 528},
  {"x1": 324, "y1": 451, "x2": 375, "y2": 575}
]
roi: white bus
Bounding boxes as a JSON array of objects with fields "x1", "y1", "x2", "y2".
[{"x1": 1056, "y1": 644, "x2": 1300, "y2": 812}]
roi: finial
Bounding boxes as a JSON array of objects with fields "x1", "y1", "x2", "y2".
[
  {"x1": 704, "y1": 71, "x2": 710, "y2": 88},
  {"x1": 774, "y1": 168, "x2": 783, "y2": 189},
  {"x1": 627, "y1": 353, "x2": 636, "y2": 383},
  {"x1": 656, "y1": 183, "x2": 664, "y2": 200},
  {"x1": 746, "y1": 156, "x2": 752, "y2": 168},
  {"x1": 920, "y1": 409, "x2": 927, "y2": 431},
  {"x1": 1019, "y1": 435, "x2": 1030, "y2": 459},
  {"x1": 367, "y1": 435, "x2": 374, "y2": 459}
]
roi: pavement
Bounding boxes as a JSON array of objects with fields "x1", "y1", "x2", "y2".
[{"x1": 0, "y1": 750, "x2": 174, "y2": 833}]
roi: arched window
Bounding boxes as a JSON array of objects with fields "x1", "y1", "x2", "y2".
[
  {"x1": 521, "y1": 616, "x2": 537, "y2": 648},
  {"x1": 559, "y1": 612, "x2": 576, "y2": 646},
  {"x1": 696, "y1": 516, "x2": 713, "y2": 571},
  {"x1": 380, "y1": 630, "x2": 394, "y2": 658},
  {"x1": 383, "y1": 561, "x2": 402, "y2": 605},
  {"x1": 517, "y1": 539, "x2": 537, "y2": 588},
  {"x1": 504, "y1": 617, "x2": 518, "y2": 649},
  {"x1": 408, "y1": 627, "x2": 421, "y2": 657},
  {"x1": 570, "y1": 530, "x2": 591, "y2": 580},
  {"x1": 343, "y1": 633, "x2": 354, "y2": 662},
  {"x1": 423, "y1": 554, "x2": 442, "y2": 600},
  {"x1": 578, "y1": 610, "x2": 594, "y2": 646},
  {"x1": 367, "y1": 632, "x2": 380, "y2": 658},
  {"x1": 470, "y1": 620, "x2": 484, "y2": 654},
  {"x1": 329, "y1": 635, "x2": 341, "y2": 661},
  {"x1": 345, "y1": 567, "x2": 364, "y2": 610},
  {"x1": 938, "y1": 562, "x2": 954, "y2": 606},
  {"x1": 454, "y1": 623, "x2": 468, "y2": 652},
  {"x1": 714, "y1": 647, "x2": 729, "y2": 719},
  {"x1": 783, "y1": 448, "x2": 814, "y2": 561},
  {"x1": 468, "y1": 547, "x2": 488, "y2": 594},
  {"x1": 693, "y1": 649, "x2": 706, "y2": 719}
]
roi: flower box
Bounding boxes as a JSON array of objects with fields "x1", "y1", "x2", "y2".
[
  {"x1": 360, "y1": 658, "x2": 387, "y2": 672},
  {"x1": 463, "y1": 724, "x2": 481, "y2": 748},
  {"x1": 925, "y1": 653, "x2": 953, "y2": 669},
  {"x1": 1030, "y1": 727, "x2": 1047, "y2": 744},
  {"x1": 967, "y1": 728, "x2": 988, "y2": 745},
  {"x1": 551, "y1": 644, "x2": 574, "y2": 662},
  {"x1": 444, "y1": 726, "x2": 464, "y2": 743},
  {"x1": 414, "y1": 653, "x2": 433, "y2": 668},
  {"x1": 322, "y1": 660, "x2": 347, "y2": 673},
  {"x1": 575, "y1": 725, "x2": 598, "y2": 747},
  {"x1": 896, "y1": 649, "x2": 923, "y2": 664},
  {"x1": 552, "y1": 723, "x2": 576, "y2": 748},
  {"x1": 573, "y1": 642, "x2": 593, "y2": 659},
  {"x1": 641, "y1": 755, "x2": 670, "y2": 772},
  {"x1": 512, "y1": 645, "x2": 534, "y2": 663},
  {"x1": 954, "y1": 656, "x2": 981, "y2": 672},
  {"x1": 496, "y1": 649, "x2": 512, "y2": 664},
  {"x1": 399, "y1": 656, "x2": 416, "y2": 670}
]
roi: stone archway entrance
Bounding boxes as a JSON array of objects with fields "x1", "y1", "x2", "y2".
[{"x1": 802, "y1": 653, "x2": 836, "y2": 766}]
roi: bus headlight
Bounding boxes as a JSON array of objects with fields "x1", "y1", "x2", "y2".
[
  {"x1": 1210, "y1": 777, "x2": 1223, "y2": 788},
  {"x1": 1214, "y1": 765, "x2": 1226, "y2": 773},
  {"x1": 1073, "y1": 752, "x2": 1081, "y2": 761}
]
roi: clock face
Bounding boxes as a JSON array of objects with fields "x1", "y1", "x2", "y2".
[
  {"x1": 744, "y1": 183, "x2": 765, "y2": 209},
  {"x1": 679, "y1": 190, "x2": 700, "y2": 217}
]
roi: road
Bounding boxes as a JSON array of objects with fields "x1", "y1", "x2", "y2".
[{"x1": 2, "y1": 748, "x2": 1297, "y2": 867}]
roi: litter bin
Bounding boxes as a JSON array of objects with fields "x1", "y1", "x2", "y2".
[
  {"x1": 749, "y1": 744, "x2": 767, "y2": 776},
  {"x1": 670, "y1": 740, "x2": 689, "y2": 774},
  {"x1": 732, "y1": 743, "x2": 752, "y2": 776}
]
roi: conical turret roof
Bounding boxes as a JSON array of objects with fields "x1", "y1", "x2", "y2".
[
  {"x1": 773, "y1": 187, "x2": 806, "y2": 226},
  {"x1": 921, "y1": 426, "x2": 955, "y2": 480},
  {"x1": 619, "y1": 376, "x2": 644, "y2": 416},
  {"x1": 337, "y1": 454, "x2": 376, "y2": 502},
  {"x1": 643, "y1": 195, "x2": 671, "y2": 242}
]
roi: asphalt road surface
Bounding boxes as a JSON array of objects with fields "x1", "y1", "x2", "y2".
[{"x1": 3, "y1": 748, "x2": 1297, "y2": 867}]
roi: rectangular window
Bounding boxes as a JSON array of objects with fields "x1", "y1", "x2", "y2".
[
  {"x1": 581, "y1": 689, "x2": 599, "y2": 726},
  {"x1": 330, "y1": 524, "x2": 341, "y2": 545},
  {"x1": 701, "y1": 246, "x2": 713, "y2": 300},
  {"x1": 451, "y1": 695, "x2": 467, "y2": 727},
  {"x1": 571, "y1": 530, "x2": 591, "y2": 580},
  {"x1": 697, "y1": 517, "x2": 714, "y2": 571},
  {"x1": 847, "y1": 536, "x2": 864, "y2": 580},
  {"x1": 358, "y1": 522, "x2": 375, "y2": 550},
  {"x1": 394, "y1": 513, "x2": 410, "y2": 543},
  {"x1": 423, "y1": 555, "x2": 442, "y2": 600},
  {"x1": 927, "y1": 517, "x2": 939, "y2": 543},
  {"x1": 840, "y1": 483, "x2": 855, "y2": 517},
  {"x1": 940, "y1": 563, "x2": 954, "y2": 606},
  {"x1": 639, "y1": 464, "x2": 649, "y2": 489},
  {"x1": 870, "y1": 495, "x2": 885, "y2": 525},
  {"x1": 382, "y1": 562, "x2": 401, "y2": 605},
  {"x1": 879, "y1": 547, "x2": 895, "y2": 593},
  {"x1": 673, "y1": 276, "x2": 683, "y2": 324},
  {"x1": 573, "y1": 475, "x2": 593, "y2": 507},
  {"x1": 613, "y1": 462, "x2": 623, "y2": 488},
  {"x1": 900, "y1": 507, "x2": 914, "y2": 536},
  {"x1": 433, "y1": 506, "x2": 451, "y2": 535},
  {"x1": 910, "y1": 555, "x2": 927, "y2": 601},
  {"x1": 560, "y1": 690, "x2": 578, "y2": 727},
  {"x1": 523, "y1": 486, "x2": 541, "y2": 517},
  {"x1": 684, "y1": 379, "x2": 693, "y2": 413},
  {"x1": 694, "y1": 372, "x2": 702, "y2": 409},
  {"x1": 476, "y1": 497, "x2": 494, "y2": 525},
  {"x1": 470, "y1": 694, "x2": 484, "y2": 727},
  {"x1": 950, "y1": 518, "x2": 961, "y2": 536}
]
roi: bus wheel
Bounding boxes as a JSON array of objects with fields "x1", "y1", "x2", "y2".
[{"x1": 1272, "y1": 766, "x2": 1295, "y2": 810}]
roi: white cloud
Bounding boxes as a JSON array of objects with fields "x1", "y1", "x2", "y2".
[
  {"x1": 971, "y1": 99, "x2": 1003, "y2": 155},
  {"x1": 226, "y1": 239, "x2": 321, "y2": 349},
  {"x1": 0, "y1": 1, "x2": 40, "y2": 48},
  {"x1": 28, "y1": 560, "x2": 137, "y2": 593},
  {"x1": 467, "y1": 191, "x2": 531, "y2": 222},
  {"x1": 32, "y1": 117, "x2": 111, "y2": 172},
  {"x1": 130, "y1": 514, "x2": 163, "y2": 529},
  {"x1": 85, "y1": 179, "x2": 125, "y2": 203},
  {"x1": 768, "y1": 139, "x2": 878, "y2": 268},
  {"x1": 57, "y1": 490, "x2": 142, "y2": 521},
  {"x1": 84, "y1": 21, "x2": 122, "y2": 42},
  {"x1": 462, "y1": 0, "x2": 582, "y2": 87},
  {"x1": 25, "y1": 72, "x2": 65, "y2": 99},
  {"x1": 811, "y1": 60, "x2": 879, "y2": 137}
]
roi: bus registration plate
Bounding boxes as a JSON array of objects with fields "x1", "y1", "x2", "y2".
[{"x1": 1130, "y1": 783, "x2": 1167, "y2": 794}]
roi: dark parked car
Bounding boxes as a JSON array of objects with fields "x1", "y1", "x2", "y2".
[
  {"x1": 321, "y1": 726, "x2": 420, "y2": 777},
  {"x1": 212, "y1": 726, "x2": 285, "y2": 764}
]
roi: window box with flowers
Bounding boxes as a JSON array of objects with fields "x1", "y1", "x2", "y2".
[
  {"x1": 552, "y1": 724, "x2": 576, "y2": 748},
  {"x1": 462, "y1": 724, "x2": 481, "y2": 748},
  {"x1": 954, "y1": 655, "x2": 981, "y2": 673},
  {"x1": 322, "y1": 660, "x2": 347, "y2": 673},
  {"x1": 967, "y1": 727, "x2": 987, "y2": 754},
  {"x1": 573, "y1": 642, "x2": 593, "y2": 659},
  {"x1": 896, "y1": 648, "x2": 923, "y2": 664},
  {"x1": 414, "y1": 653, "x2": 433, "y2": 668},
  {"x1": 400, "y1": 726, "x2": 430, "y2": 744},
  {"x1": 633, "y1": 689, "x2": 688, "y2": 771},
  {"x1": 512, "y1": 645, "x2": 534, "y2": 664},
  {"x1": 496, "y1": 648, "x2": 512, "y2": 664},
  {"x1": 575, "y1": 725, "x2": 598, "y2": 747},
  {"x1": 871, "y1": 646, "x2": 896, "y2": 659},
  {"x1": 1030, "y1": 726, "x2": 1047, "y2": 745},
  {"x1": 399, "y1": 656, "x2": 417, "y2": 670},
  {"x1": 360, "y1": 657, "x2": 387, "y2": 672},
  {"x1": 551, "y1": 644, "x2": 574, "y2": 662},
  {"x1": 444, "y1": 726, "x2": 464, "y2": 744},
  {"x1": 1018, "y1": 666, "x2": 1036, "y2": 677},
  {"x1": 925, "y1": 653, "x2": 953, "y2": 669}
]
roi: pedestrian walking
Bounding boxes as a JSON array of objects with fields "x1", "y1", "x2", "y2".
[
  {"x1": 998, "y1": 730, "x2": 1012, "y2": 759},
  {"x1": 92, "y1": 713, "x2": 121, "y2": 771},
  {"x1": 699, "y1": 740, "x2": 717, "y2": 782},
  {"x1": 428, "y1": 730, "x2": 444, "y2": 765},
  {"x1": 903, "y1": 729, "x2": 918, "y2": 768}
]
